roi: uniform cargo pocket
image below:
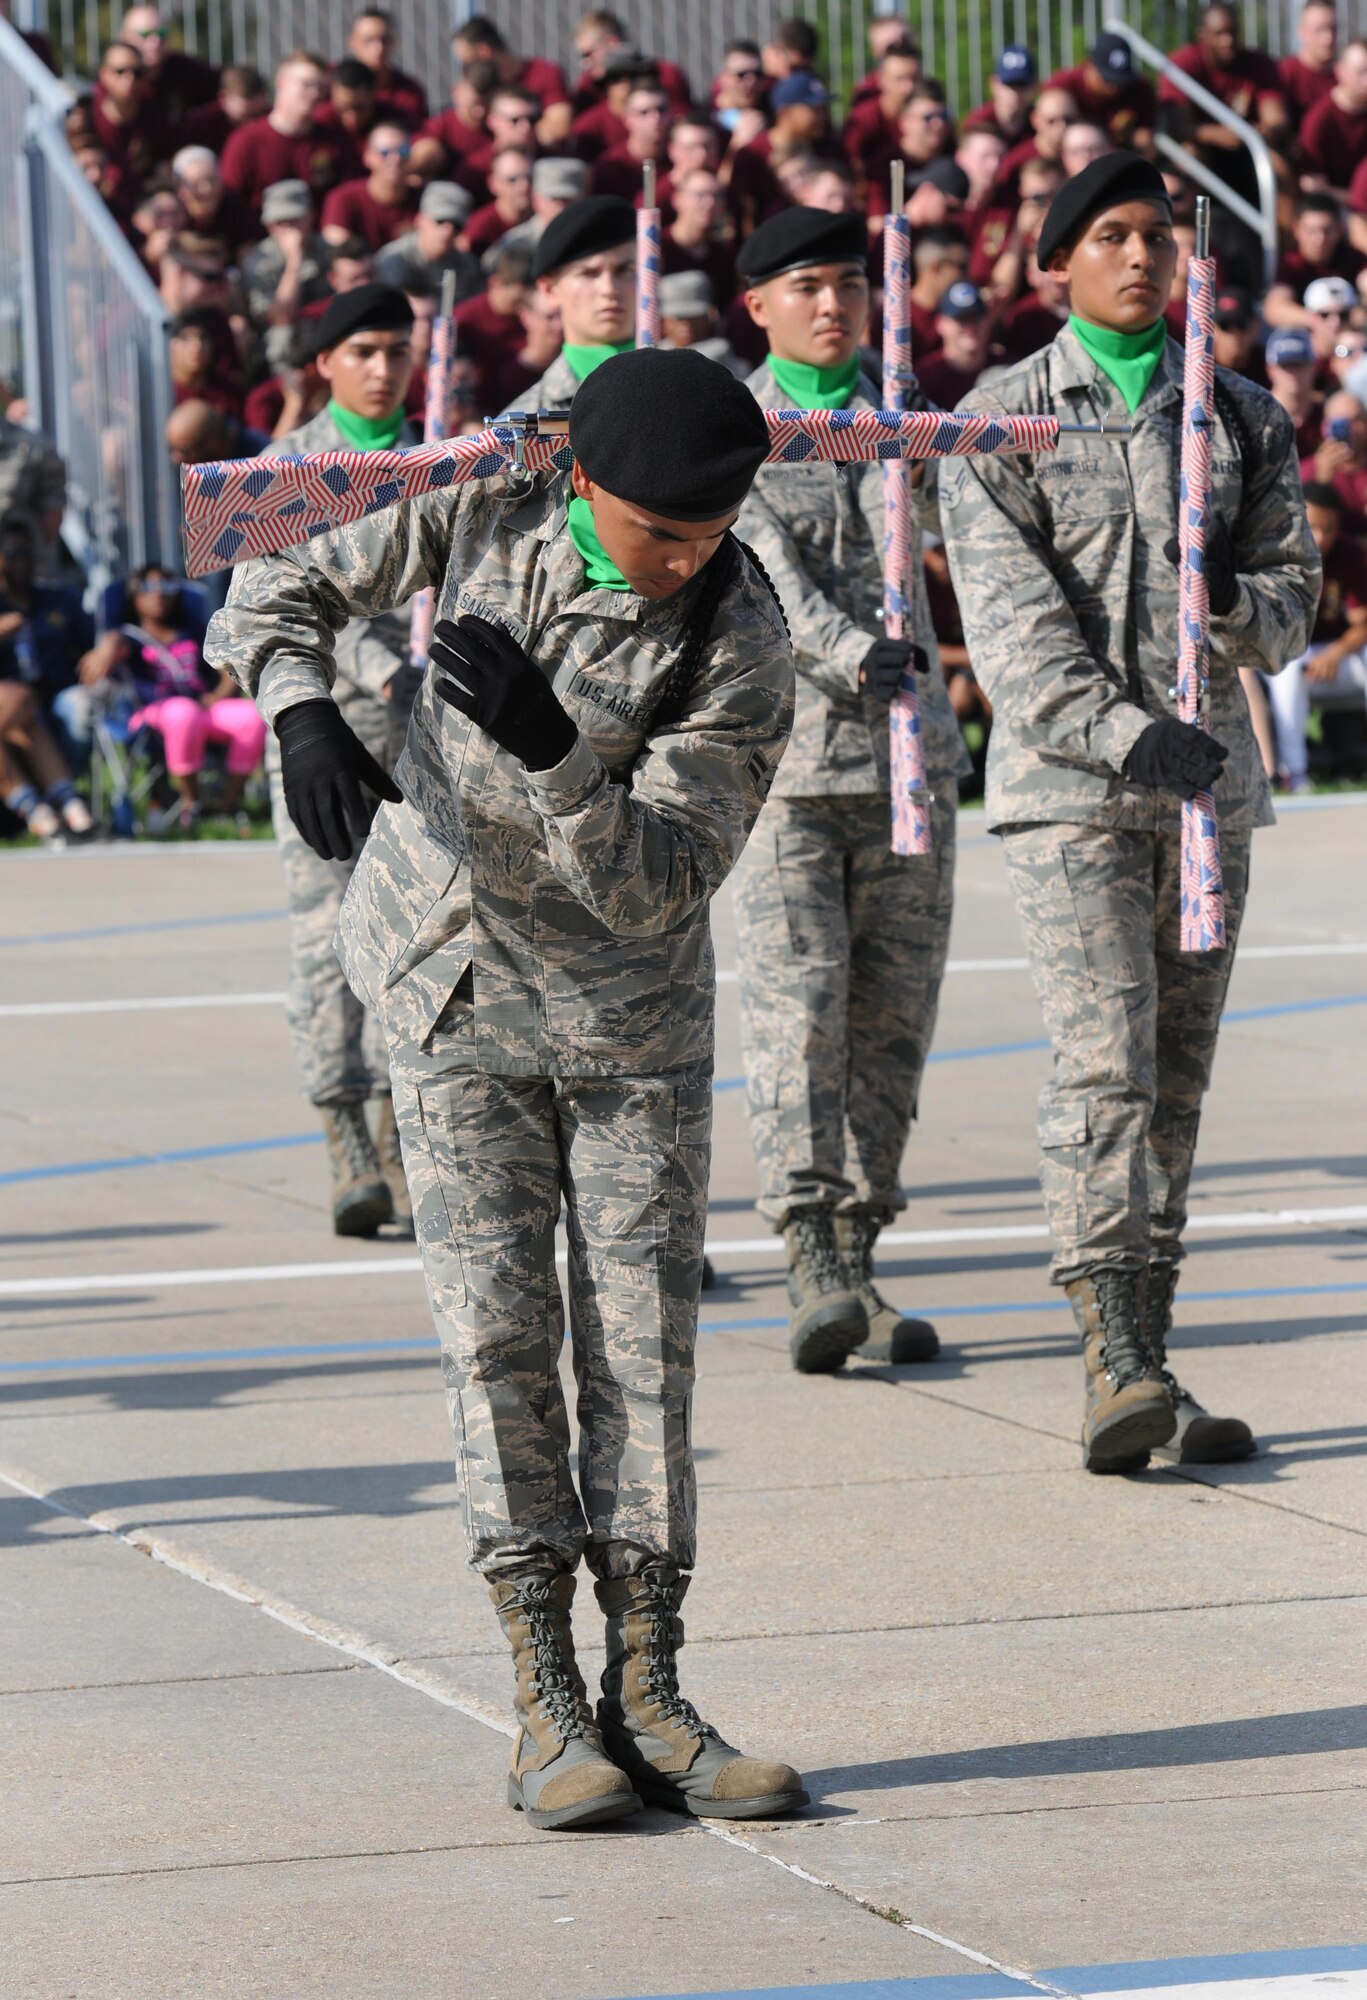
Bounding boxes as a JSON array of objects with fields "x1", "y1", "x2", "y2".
[{"x1": 1037, "y1": 1099, "x2": 1089, "y2": 1248}]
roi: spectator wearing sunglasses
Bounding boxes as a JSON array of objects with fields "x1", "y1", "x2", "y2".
[
  {"x1": 92, "y1": 40, "x2": 177, "y2": 184},
  {"x1": 322, "y1": 121, "x2": 420, "y2": 250}
]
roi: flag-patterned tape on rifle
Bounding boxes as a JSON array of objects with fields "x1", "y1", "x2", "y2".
[
  {"x1": 182, "y1": 409, "x2": 1077, "y2": 578},
  {"x1": 637, "y1": 160, "x2": 661, "y2": 348},
  {"x1": 883, "y1": 159, "x2": 932, "y2": 856},
  {"x1": 1177, "y1": 197, "x2": 1226, "y2": 953},
  {"x1": 409, "y1": 270, "x2": 456, "y2": 667}
]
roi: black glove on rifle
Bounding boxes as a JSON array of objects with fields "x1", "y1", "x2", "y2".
[
  {"x1": 275, "y1": 698, "x2": 402, "y2": 862},
  {"x1": 1123, "y1": 717, "x2": 1229, "y2": 800},
  {"x1": 860, "y1": 636, "x2": 930, "y2": 703},
  {"x1": 1163, "y1": 514, "x2": 1239, "y2": 618},
  {"x1": 430, "y1": 613, "x2": 578, "y2": 772}
]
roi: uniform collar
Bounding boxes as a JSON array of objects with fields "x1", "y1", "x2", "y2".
[
  {"x1": 749, "y1": 358, "x2": 881, "y2": 412},
  {"x1": 524, "y1": 474, "x2": 705, "y2": 630},
  {"x1": 1050, "y1": 320, "x2": 1184, "y2": 415}
]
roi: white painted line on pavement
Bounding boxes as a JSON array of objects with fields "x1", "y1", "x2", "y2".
[
  {"x1": 6, "y1": 940, "x2": 1367, "y2": 1017},
  {"x1": 4, "y1": 1202, "x2": 1366, "y2": 1298}
]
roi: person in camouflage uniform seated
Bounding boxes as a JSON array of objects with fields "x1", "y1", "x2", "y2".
[
  {"x1": 938, "y1": 155, "x2": 1320, "y2": 1472},
  {"x1": 261, "y1": 284, "x2": 421, "y2": 1239},
  {"x1": 208, "y1": 348, "x2": 807, "y2": 1831},
  {"x1": 733, "y1": 207, "x2": 971, "y2": 1375}
]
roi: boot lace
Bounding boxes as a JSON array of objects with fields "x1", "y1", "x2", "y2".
[
  {"x1": 638, "y1": 1581, "x2": 716, "y2": 1740},
  {"x1": 1092, "y1": 1269, "x2": 1153, "y2": 1389},
  {"x1": 843, "y1": 1215, "x2": 877, "y2": 1292},
  {"x1": 519, "y1": 1582, "x2": 589, "y2": 1745},
  {"x1": 790, "y1": 1210, "x2": 844, "y2": 1294},
  {"x1": 1142, "y1": 1264, "x2": 1191, "y2": 1403}
]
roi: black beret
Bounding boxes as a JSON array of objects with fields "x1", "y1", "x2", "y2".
[
  {"x1": 568, "y1": 347, "x2": 770, "y2": 520},
  {"x1": 1037, "y1": 150, "x2": 1172, "y2": 267},
  {"x1": 736, "y1": 205, "x2": 868, "y2": 285},
  {"x1": 532, "y1": 195, "x2": 637, "y2": 280},
  {"x1": 314, "y1": 282, "x2": 414, "y2": 352}
]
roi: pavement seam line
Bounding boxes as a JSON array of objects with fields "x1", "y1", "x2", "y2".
[
  {"x1": 693, "y1": 1823, "x2": 1082, "y2": 1999},
  {"x1": 0, "y1": 1463, "x2": 516, "y2": 1740}
]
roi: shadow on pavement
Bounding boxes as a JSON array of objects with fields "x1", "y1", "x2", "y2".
[
  {"x1": 0, "y1": 1353, "x2": 435, "y2": 1413},
  {"x1": 804, "y1": 1702, "x2": 1367, "y2": 1798}
]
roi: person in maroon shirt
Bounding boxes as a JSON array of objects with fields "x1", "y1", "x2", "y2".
[
  {"x1": 847, "y1": 14, "x2": 922, "y2": 105},
  {"x1": 453, "y1": 14, "x2": 572, "y2": 147},
  {"x1": 994, "y1": 85, "x2": 1076, "y2": 205},
  {"x1": 1212, "y1": 287, "x2": 1268, "y2": 385},
  {"x1": 1265, "y1": 325, "x2": 1325, "y2": 456},
  {"x1": 221, "y1": 55, "x2": 355, "y2": 215},
  {"x1": 117, "y1": 6, "x2": 218, "y2": 127},
  {"x1": 729, "y1": 74, "x2": 843, "y2": 232},
  {"x1": 321, "y1": 124, "x2": 420, "y2": 251},
  {"x1": 662, "y1": 169, "x2": 738, "y2": 308},
  {"x1": 710, "y1": 36, "x2": 770, "y2": 146},
  {"x1": 489, "y1": 288, "x2": 564, "y2": 409},
  {"x1": 178, "y1": 64, "x2": 270, "y2": 155},
  {"x1": 589, "y1": 81, "x2": 669, "y2": 201},
  {"x1": 345, "y1": 9, "x2": 428, "y2": 129},
  {"x1": 841, "y1": 40, "x2": 921, "y2": 182},
  {"x1": 1301, "y1": 387, "x2": 1367, "y2": 529},
  {"x1": 915, "y1": 280, "x2": 1000, "y2": 407},
  {"x1": 905, "y1": 225, "x2": 971, "y2": 356},
  {"x1": 92, "y1": 42, "x2": 176, "y2": 189},
  {"x1": 315, "y1": 58, "x2": 381, "y2": 148},
  {"x1": 1300, "y1": 40, "x2": 1367, "y2": 197},
  {"x1": 462, "y1": 148, "x2": 533, "y2": 256},
  {"x1": 1281, "y1": 0, "x2": 1339, "y2": 121},
  {"x1": 1160, "y1": 6, "x2": 1289, "y2": 148},
  {"x1": 457, "y1": 87, "x2": 541, "y2": 205},
  {"x1": 571, "y1": 54, "x2": 658, "y2": 163},
  {"x1": 571, "y1": 15, "x2": 690, "y2": 118},
  {"x1": 961, "y1": 45, "x2": 1036, "y2": 149},
  {"x1": 999, "y1": 257, "x2": 1071, "y2": 358},
  {"x1": 644, "y1": 119, "x2": 720, "y2": 219},
  {"x1": 169, "y1": 308, "x2": 243, "y2": 421},
  {"x1": 1267, "y1": 194, "x2": 1365, "y2": 325},
  {"x1": 413, "y1": 61, "x2": 495, "y2": 179},
  {"x1": 171, "y1": 146, "x2": 260, "y2": 258},
  {"x1": 1046, "y1": 34, "x2": 1157, "y2": 149},
  {"x1": 453, "y1": 242, "x2": 534, "y2": 410}
]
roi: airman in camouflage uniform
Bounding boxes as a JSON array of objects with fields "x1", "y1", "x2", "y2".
[
  {"x1": 733, "y1": 207, "x2": 971, "y2": 1374},
  {"x1": 264, "y1": 288, "x2": 421, "y2": 1238},
  {"x1": 499, "y1": 194, "x2": 638, "y2": 415},
  {"x1": 938, "y1": 156, "x2": 1319, "y2": 1470},
  {"x1": 207, "y1": 347, "x2": 808, "y2": 1830}
]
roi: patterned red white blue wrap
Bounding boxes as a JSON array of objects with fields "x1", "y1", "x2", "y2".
[
  {"x1": 180, "y1": 410, "x2": 1062, "y2": 578},
  {"x1": 408, "y1": 296, "x2": 455, "y2": 666},
  {"x1": 636, "y1": 161, "x2": 661, "y2": 348},
  {"x1": 1176, "y1": 231, "x2": 1227, "y2": 954},
  {"x1": 882, "y1": 194, "x2": 933, "y2": 858}
]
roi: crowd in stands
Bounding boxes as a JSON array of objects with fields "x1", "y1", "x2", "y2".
[{"x1": 5, "y1": 0, "x2": 1367, "y2": 839}]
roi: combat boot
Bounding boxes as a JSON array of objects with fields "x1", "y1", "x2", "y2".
[
  {"x1": 1067, "y1": 1266, "x2": 1175, "y2": 1473},
  {"x1": 319, "y1": 1103, "x2": 393, "y2": 1238},
  {"x1": 491, "y1": 1572, "x2": 641, "y2": 1831},
  {"x1": 595, "y1": 1568, "x2": 808, "y2": 1821},
  {"x1": 783, "y1": 1208, "x2": 867, "y2": 1372},
  {"x1": 838, "y1": 1213, "x2": 940, "y2": 1363},
  {"x1": 372, "y1": 1095, "x2": 414, "y2": 1238},
  {"x1": 1144, "y1": 1262, "x2": 1256, "y2": 1464}
]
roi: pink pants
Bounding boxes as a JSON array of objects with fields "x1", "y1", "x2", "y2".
[{"x1": 129, "y1": 696, "x2": 267, "y2": 777}]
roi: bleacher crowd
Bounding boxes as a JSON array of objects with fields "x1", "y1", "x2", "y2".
[{"x1": 4, "y1": 0, "x2": 1367, "y2": 839}]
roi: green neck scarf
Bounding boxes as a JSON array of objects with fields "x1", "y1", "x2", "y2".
[
  {"x1": 328, "y1": 400, "x2": 406, "y2": 451},
  {"x1": 567, "y1": 493, "x2": 631, "y2": 592},
  {"x1": 767, "y1": 352, "x2": 862, "y2": 410},
  {"x1": 1068, "y1": 315, "x2": 1168, "y2": 414},
  {"x1": 563, "y1": 340, "x2": 634, "y2": 383}
]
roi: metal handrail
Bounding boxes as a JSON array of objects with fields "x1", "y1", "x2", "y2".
[
  {"x1": 1103, "y1": 17, "x2": 1279, "y2": 293},
  {"x1": 0, "y1": 10, "x2": 68, "y2": 114}
]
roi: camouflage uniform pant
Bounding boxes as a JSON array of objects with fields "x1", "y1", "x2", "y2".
[
  {"x1": 732, "y1": 788, "x2": 956, "y2": 1229},
  {"x1": 389, "y1": 999, "x2": 710, "y2": 1579},
  {"x1": 1001, "y1": 818, "x2": 1252, "y2": 1285},
  {"x1": 267, "y1": 694, "x2": 398, "y2": 1109}
]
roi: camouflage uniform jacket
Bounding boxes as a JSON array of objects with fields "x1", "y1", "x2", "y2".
[
  {"x1": 737, "y1": 362, "x2": 970, "y2": 798},
  {"x1": 937, "y1": 327, "x2": 1320, "y2": 833},
  {"x1": 263, "y1": 408, "x2": 418, "y2": 713},
  {"x1": 499, "y1": 352, "x2": 581, "y2": 415},
  {"x1": 207, "y1": 471, "x2": 794, "y2": 1072},
  {"x1": 0, "y1": 416, "x2": 64, "y2": 524}
]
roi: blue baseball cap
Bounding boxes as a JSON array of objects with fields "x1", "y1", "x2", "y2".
[
  {"x1": 1092, "y1": 31, "x2": 1136, "y2": 81},
  {"x1": 770, "y1": 72, "x2": 830, "y2": 111},
  {"x1": 1265, "y1": 326, "x2": 1316, "y2": 368},
  {"x1": 996, "y1": 45, "x2": 1036, "y2": 86},
  {"x1": 940, "y1": 279, "x2": 989, "y2": 321}
]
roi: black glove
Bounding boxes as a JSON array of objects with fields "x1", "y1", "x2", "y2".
[
  {"x1": 1164, "y1": 514, "x2": 1239, "y2": 618},
  {"x1": 385, "y1": 660, "x2": 426, "y2": 712},
  {"x1": 430, "y1": 613, "x2": 578, "y2": 772},
  {"x1": 860, "y1": 637, "x2": 930, "y2": 703},
  {"x1": 275, "y1": 698, "x2": 401, "y2": 862},
  {"x1": 1123, "y1": 717, "x2": 1230, "y2": 799}
]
